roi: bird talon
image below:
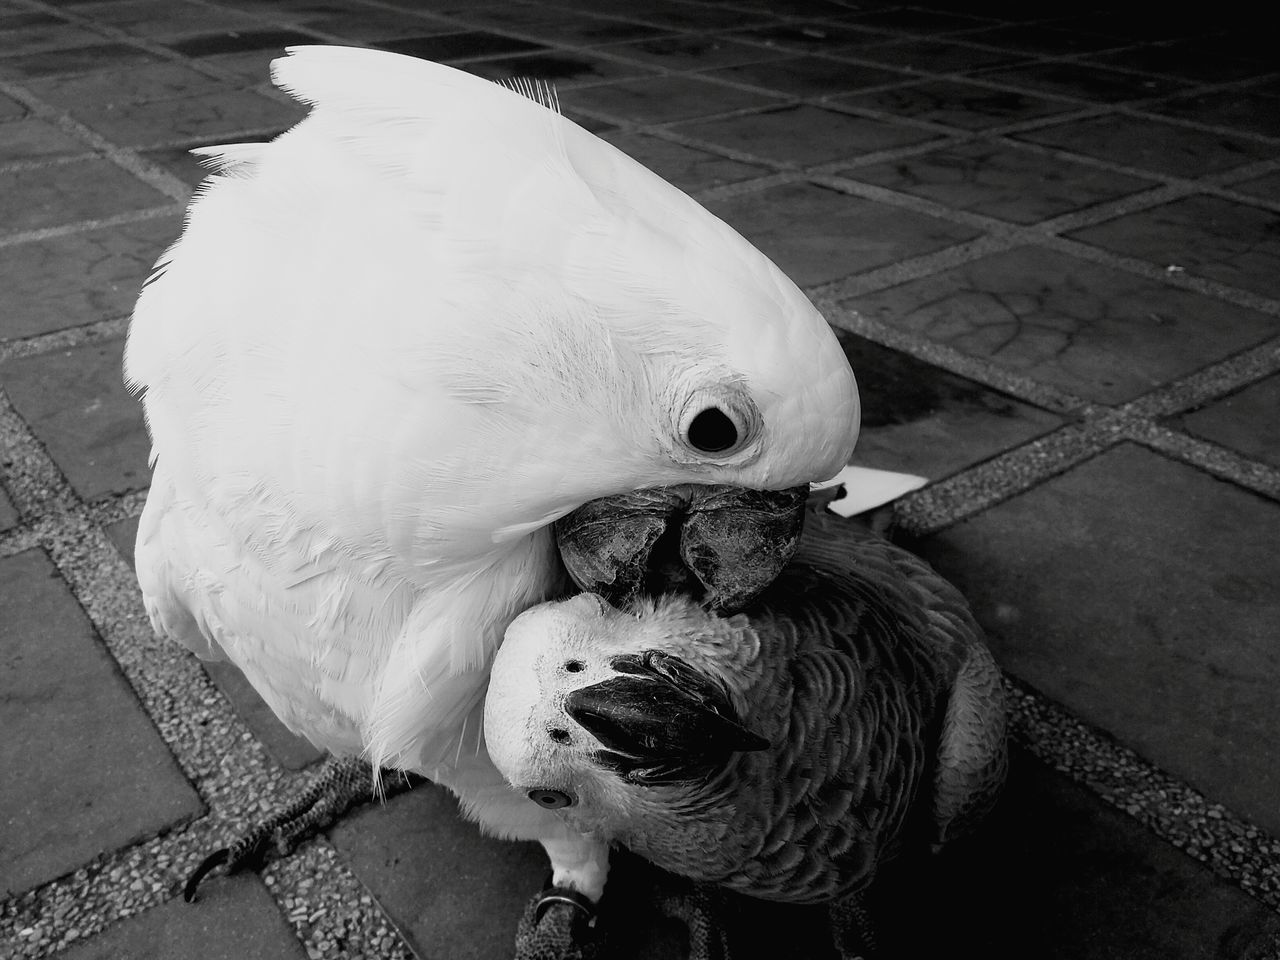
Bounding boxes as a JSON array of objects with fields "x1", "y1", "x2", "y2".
[{"x1": 182, "y1": 847, "x2": 230, "y2": 903}]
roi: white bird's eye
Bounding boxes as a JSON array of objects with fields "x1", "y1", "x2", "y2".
[
  {"x1": 678, "y1": 388, "x2": 758, "y2": 460},
  {"x1": 528, "y1": 788, "x2": 575, "y2": 809},
  {"x1": 687, "y1": 407, "x2": 738, "y2": 452}
]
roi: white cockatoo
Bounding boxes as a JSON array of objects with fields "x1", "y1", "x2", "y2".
[{"x1": 125, "y1": 45, "x2": 861, "y2": 931}]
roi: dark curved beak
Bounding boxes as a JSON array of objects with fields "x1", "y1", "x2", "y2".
[
  {"x1": 554, "y1": 483, "x2": 808, "y2": 612},
  {"x1": 564, "y1": 651, "x2": 769, "y2": 784}
]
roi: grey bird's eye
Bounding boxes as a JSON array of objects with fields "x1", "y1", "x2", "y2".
[
  {"x1": 687, "y1": 407, "x2": 738, "y2": 453},
  {"x1": 528, "y1": 788, "x2": 575, "y2": 809}
]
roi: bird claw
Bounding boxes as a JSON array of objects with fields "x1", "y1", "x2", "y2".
[
  {"x1": 182, "y1": 756, "x2": 418, "y2": 902},
  {"x1": 514, "y1": 884, "x2": 603, "y2": 960}
]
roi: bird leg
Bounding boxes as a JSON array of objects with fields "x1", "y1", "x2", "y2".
[
  {"x1": 183, "y1": 755, "x2": 418, "y2": 901},
  {"x1": 513, "y1": 836, "x2": 610, "y2": 959}
]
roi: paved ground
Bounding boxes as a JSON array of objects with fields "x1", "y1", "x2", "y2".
[{"x1": 1, "y1": 0, "x2": 1279, "y2": 958}]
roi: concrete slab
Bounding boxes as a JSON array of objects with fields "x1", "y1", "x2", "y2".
[
  {"x1": 869, "y1": 747, "x2": 1280, "y2": 959},
  {"x1": 706, "y1": 181, "x2": 980, "y2": 288},
  {"x1": 0, "y1": 214, "x2": 180, "y2": 338},
  {"x1": 912, "y1": 444, "x2": 1280, "y2": 837},
  {"x1": 0, "y1": 117, "x2": 95, "y2": 163},
  {"x1": 1151, "y1": 85, "x2": 1280, "y2": 140},
  {"x1": 460, "y1": 51, "x2": 658, "y2": 89},
  {"x1": 0, "y1": 484, "x2": 18, "y2": 531},
  {"x1": 603, "y1": 132, "x2": 769, "y2": 193},
  {"x1": 57, "y1": 875, "x2": 306, "y2": 960},
  {"x1": 1013, "y1": 114, "x2": 1277, "y2": 179},
  {"x1": 1071, "y1": 196, "x2": 1280, "y2": 300},
  {"x1": 2, "y1": 338, "x2": 151, "y2": 500},
  {"x1": 979, "y1": 60, "x2": 1190, "y2": 102},
  {"x1": 837, "y1": 330, "x2": 1062, "y2": 480},
  {"x1": 845, "y1": 245, "x2": 1279, "y2": 403},
  {"x1": 675, "y1": 103, "x2": 940, "y2": 166},
  {"x1": 0, "y1": 548, "x2": 202, "y2": 897},
  {"x1": 702, "y1": 56, "x2": 909, "y2": 99},
  {"x1": 845, "y1": 140, "x2": 1157, "y2": 225},
  {"x1": 836, "y1": 78, "x2": 1077, "y2": 131},
  {"x1": 1174, "y1": 374, "x2": 1280, "y2": 469},
  {"x1": 0, "y1": 43, "x2": 163, "y2": 82},
  {"x1": 328, "y1": 784, "x2": 547, "y2": 960},
  {"x1": 563, "y1": 74, "x2": 784, "y2": 125},
  {"x1": 0, "y1": 158, "x2": 169, "y2": 233},
  {"x1": 67, "y1": 88, "x2": 304, "y2": 148}
]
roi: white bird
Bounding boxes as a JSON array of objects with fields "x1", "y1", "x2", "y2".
[{"x1": 125, "y1": 45, "x2": 861, "y2": 928}]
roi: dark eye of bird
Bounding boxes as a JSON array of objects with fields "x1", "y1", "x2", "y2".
[
  {"x1": 687, "y1": 407, "x2": 738, "y2": 453},
  {"x1": 528, "y1": 788, "x2": 574, "y2": 809},
  {"x1": 564, "y1": 660, "x2": 585, "y2": 673},
  {"x1": 548, "y1": 728, "x2": 570, "y2": 743}
]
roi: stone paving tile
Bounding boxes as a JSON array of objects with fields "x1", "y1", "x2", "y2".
[
  {"x1": 375, "y1": 31, "x2": 550, "y2": 63},
  {"x1": 69, "y1": 87, "x2": 304, "y2": 147},
  {"x1": 0, "y1": 43, "x2": 164, "y2": 81},
  {"x1": 842, "y1": 7, "x2": 995, "y2": 33},
  {"x1": 58, "y1": 875, "x2": 307, "y2": 960},
  {"x1": 728, "y1": 21, "x2": 885, "y2": 55},
  {"x1": 869, "y1": 746, "x2": 1280, "y2": 958},
  {"x1": 1069, "y1": 195, "x2": 1280, "y2": 301},
  {"x1": 296, "y1": 10, "x2": 457, "y2": 43},
  {"x1": 0, "y1": 548, "x2": 203, "y2": 897},
  {"x1": 836, "y1": 330, "x2": 1061, "y2": 480},
  {"x1": 843, "y1": 245, "x2": 1279, "y2": 403},
  {"x1": 0, "y1": 158, "x2": 169, "y2": 233},
  {"x1": 977, "y1": 60, "x2": 1190, "y2": 103},
  {"x1": 328, "y1": 785, "x2": 547, "y2": 960},
  {"x1": 605, "y1": 35, "x2": 791, "y2": 72},
  {"x1": 852, "y1": 37, "x2": 1032, "y2": 73},
  {"x1": 674, "y1": 104, "x2": 940, "y2": 166},
  {"x1": 460, "y1": 50, "x2": 658, "y2": 88},
  {"x1": 0, "y1": 90, "x2": 26, "y2": 121},
  {"x1": 603, "y1": 132, "x2": 769, "y2": 193},
  {"x1": 608, "y1": 0, "x2": 777, "y2": 32},
  {"x1": 952, "y1": 23, "x2": 1124, "y2": 57},
  {"x1": 69, "y1": 0, "x2": 261, "y2": 40},
  {"x1": 0, "y1": 117, "x2": 90, "y2": 162},
  {"x1": 1148, "y1": 85, "x2": 1280, "y2": 140},
  {"x1": 844, "y1": 140, "x2": 1156, "y2": 225},
  {"x1": 162, "y1": 29, "x2": 316, "y2": 59},
  {"x1": 1173, "y1": 374, "x2": 1280, "y2": 470},
  {"x1": 836, "y1": 78, "x2": 1076, "y2": 130},
  {"x1": 914, "y1": 444, "x2": 1280, "y2": 837},
  {"x1": 1233, "y1": 171, "x2": 1280, "y2": 204},
  {"x1": 26, "y1": 60, "x2": 231, "y2": 111},
  {"x1": 1, "y1": 339, "x2": 150, "y2": 500},
  {"x1": 456, "y1": 5, "x2": 672, "y2": 47},
  {"x1": 0, "y1": 485, "x2": 18, "y2": 530},
  {"x1": 1085, "y1": 41, "x2": 1275, "y2": 84},
  {"x1": 1013, "y1": 113, "x2": 1278, "y2": 179},
  {"x1": 0, "y1": 17, "x2": 102, "y2": 59},
  {"x1": 137, "y1": 145, "x2": 207, "y2": 192},
  {"x1": 705, "y1": 181, "x2": 980, "y2": 288},
  {"x1": 562, "y1": 74, "x2": 784, "y2": 124},
  {"x1": 702, "y1": 55, "x2": 911, "y2": 99},
  {"x1": 0, "y1": 214, "x2": 180, "y2": 339},
  {"x1": 102, "y1": 515, "x2": 327, "y2": 771}
]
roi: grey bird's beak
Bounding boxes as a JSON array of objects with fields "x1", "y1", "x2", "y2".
[
  {"x1": 564, "y1": 651, "x2": 769, "y2": 785},
  {"x1": 554, "y1": 483, "x2": 808, "y2": 612}
]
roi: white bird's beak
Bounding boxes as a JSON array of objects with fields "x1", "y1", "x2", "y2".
[{"x1": 553, "y1": 483, "x2": 808, "y2": 612}]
